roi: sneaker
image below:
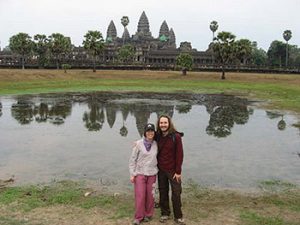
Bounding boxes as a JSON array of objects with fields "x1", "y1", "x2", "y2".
[
  {"x1": 132, "y1": 219, "x2": 140, "y2": 225},
  {"x1": 143, "y1": 216, "x2": 152, "y2": 222},
  {"x1": 159, "y1": 215, "x2": 170, "y2": 223},
  {"x1": 174, "y1": 218, "x2": 186, "y2": 225}
]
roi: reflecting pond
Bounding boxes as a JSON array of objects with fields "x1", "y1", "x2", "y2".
[{"x1": 0, "y1": 92, "x2": 299, "y2": 190}]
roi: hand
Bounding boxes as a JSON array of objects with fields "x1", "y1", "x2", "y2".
[
  {"x1": 130, "y1": 176, "x2": 135, "y2": 183},
  {"x1": 173, "y1": 173, "x2": 181, "y2": 183}
]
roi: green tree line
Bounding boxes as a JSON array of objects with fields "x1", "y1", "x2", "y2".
[{"x1": 5, "y1": 28, "x2": 300, "y2": 75}]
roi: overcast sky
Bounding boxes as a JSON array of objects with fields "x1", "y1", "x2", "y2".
[{"x1": 0, "y1": 0, "x2": 299, "y2": 51}]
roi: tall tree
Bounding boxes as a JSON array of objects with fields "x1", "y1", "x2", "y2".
[
  {"x1": 9, "y1": 33, "x2": 33, "y2": 69},
  {"x1": 267, "y1": 40, "x2": 286, "y2": 67},
  {"x1": 48, "y1": 33, "x2": 72, "y2": 69},
  {"x1": 83, "y1": 30, "x2": 105, "y2": 72},
  {"x1": 252, "y1": 47, "x2": 268, "y2": 66},
  {"x1": 118, "y1": 44, "x2": 135, "y2": 63},
  {"x1": 121, "y1": 16, "x2": 129, "y2": 45},
  {"x1": 209, "y1": 21, "x2": 219, "y2": 41},
  {"x1": 283, "y1": 30, "x2": 292, "y2": 67},
  {"x1": 212, "y1": 31, "x2": 236, "y2": 79},
  {"x1": 33, "y1": 34, "x2": 49, "y2": 68},
  {"x1": 176, "y1": 53, "x2": 193, "y2": 75},
  {"x1": 234, "y1": 39, "x2": 253, "y2": 65},
  {"x1": 288, "y1": 45, "x2": 300, "y2": 67}
]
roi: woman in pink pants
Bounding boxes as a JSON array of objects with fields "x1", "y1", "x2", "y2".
[{"x1": 129, "y1": 123, "x2": 158, "y2": 225}]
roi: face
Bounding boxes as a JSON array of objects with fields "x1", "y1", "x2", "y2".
[
  {"x1": 159, "y1": 117, "x2": 169, "y2": 133},
  {"x1": 145, "y1": 130, "x2": 155, "y2": 140}
]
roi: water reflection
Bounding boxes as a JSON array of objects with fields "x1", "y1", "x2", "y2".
[
  {"x1": 0, "y1": 101, "x2": 2, "y2": 117},
  {"x1": 206, "y1": 105, "x2": 251, "y2": 138},
  {"x1": 8, "y1": 93, "x2": 255, "y2": 137},
  {"x1": 266, "y1": 111, "x2": 287, "y2": 131},
  {"x1": 11, "y1": 98, "x2": 72, "y2": 125},
  {"x1": 0, "y1": 92, "x2": 299, "y2": 189},
  {"x1": 83, "y1": 97, "x2": 105, "y2": 131}
]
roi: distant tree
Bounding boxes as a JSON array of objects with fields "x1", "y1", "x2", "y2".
[
  {"x1": 289, "y1": 45, "x2": 300, "y2": 67},
  {"x1": 121, "y1": 16, "x2": 130, "y2": 45},
  {"x1": 83, "y1": 30, "x2": 105, "y2": 72},
  {"x1": 252, "y1": 47, "x2": 268, "y2": 66},
  {"x1": 176, "y1": 53, "x2": 193, "y2": 75},
  {"x1": 209, "y1": 21, "x2": 219, "y2": 41},
  {"x1": 9, "y1": 33, "x2": 33, "y2": 69},
  {"x1": 267, "y1": 40, "x2": 286, "y2": 67},
  {"x1": 48, "y1": 33, "x2": 72, "y2": 69},
  {"x1": 33, "y1": 34, "x2": 49, "y2": 68},
  {"x1": 62, "y1": 64, "x2": 71, "y2": 73},
  {"x1": 283, "y1": 30, "x2": 292, "y2": 67},
  {"x1": 118, "y1": 44, "x2": 135, "y2": 63},
  {"x1": 212, "y1": 31, "x2": 236, "y2": 79},
  {"x1": 234, "y1": 39, "x2": 253, "y2": 65}
]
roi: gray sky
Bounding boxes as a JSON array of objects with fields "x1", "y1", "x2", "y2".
[{"x1": 0, "y1": 0, "x2": 299, "y2": 51}]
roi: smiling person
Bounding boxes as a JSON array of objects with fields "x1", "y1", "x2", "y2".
[
  {"x1": 156, "y1": 115, "x2": 185, "y2": 225},
  {"x1": 129, "y1": 123, "x2": 158, "y2": 225}
]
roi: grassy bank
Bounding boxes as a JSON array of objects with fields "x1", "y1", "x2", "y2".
[
  {"x1": 0, "y1": 180, "x2": 299, "y2": 225},
  {"x1": 0, "y1": 69, "x2": 300, "y2": 112}
]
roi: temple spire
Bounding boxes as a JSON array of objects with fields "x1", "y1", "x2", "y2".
[
  {"x1": 136, "y1": 11, "x2": 152, "y2": 37},
  {"x1": 159, "y1": 20, "x2": 170, "y2": 38},
  {"x1": 169, "y1": 28, "x2": 176, "y2": 48},
  {"x1": 106, "y1": 20, "x2": 117, "y2": 41},
  {"x1": 122, "y1": 27, "x2": 130, "y2": 42}
]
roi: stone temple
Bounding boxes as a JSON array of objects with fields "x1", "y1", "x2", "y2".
[
  {"x1": 104, "y1": 11, "x2": 213, "y2": 67},
  {"x1": 0, "y1": 11, "x2": 214, "y2": 69}
]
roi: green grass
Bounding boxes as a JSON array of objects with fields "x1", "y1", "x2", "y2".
[
  {"x1": 1, "y1": 76, "x2": 300, "y2": 112},
  {"x1": 0, "y1": 217, "x2": 30, "y2": 225},
  {"x1": 0, "y1": 180, "x2": 118, "y2": 212},
  {"x1": 259, "y1": 180, "x2": 297, "y2": 192},
  {"x1": 0, "y1": 179, "x2": 300, "y2": 224},
  {"x1": 240, "y1": 211, "x2": 296, "y2": 225}
]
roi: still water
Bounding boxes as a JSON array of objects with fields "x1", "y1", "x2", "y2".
[{"x1": 0, "y1": 92, "x2": 299, "y2": 190}]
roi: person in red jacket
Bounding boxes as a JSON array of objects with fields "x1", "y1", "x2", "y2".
[{"x1": 156, "y1": 115, "x2": 185, "y2": 225}]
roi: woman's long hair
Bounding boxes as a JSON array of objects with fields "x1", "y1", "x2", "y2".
[{"x1": 156, "y1": 115, "x2": 177, "y2": 135}]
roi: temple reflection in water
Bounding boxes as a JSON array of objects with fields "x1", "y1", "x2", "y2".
[
  {"x1": 1, "y1": 93, "x2": 299, "y2": 189},
  {"x1": 6, "y1": 92, "x2": 254, "y2": 138}
]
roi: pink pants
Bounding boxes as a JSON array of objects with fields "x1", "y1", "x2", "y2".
[{"x1": 134, "y1": 175, "x2": 157, "y2": 222}]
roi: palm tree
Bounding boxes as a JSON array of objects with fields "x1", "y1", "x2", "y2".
[
  {"x1": 121, "y1": 16, "x2": 129, "y2": 45},
  {"x1": 83, "y1": 30, "x2": 105, "y2": 72},
  {"x1": 212, "y1": 31, "x2": 236, "y2": 79},
  {"x1": 235, "y1": 39, "x2": 253, "y2": 65},
  {"x1": 33, "y1": 34, "x2": 49, "y2": 68},
  {"x1": 283, "y1": 30, "x2": 292, "y2": 67},
  {"x1": 9, "y1": 33, "x2": 33, "y2": 69},
  {"x1": 210, "y1": 21, "x2": 219, "y2": 41},
  {"x1": 48, "y1": 33, "x2": 72, "y2": 69}
]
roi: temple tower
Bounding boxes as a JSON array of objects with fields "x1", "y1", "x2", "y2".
[
  {"x1": 169, "y1": 28, "x2": 176, "y2": 48},
  {"x1": 159, "y1": 20, "x2": 170, "y2": 38},
  {"x1": 106, "y1": 20, "x2": 117, "y2": 41},
  {"x1": 122, "y1": 27, "x2": 130, "y2": 42},
  {"x1": 136, "y1": 11, "x2": 152, "y2": 38}
]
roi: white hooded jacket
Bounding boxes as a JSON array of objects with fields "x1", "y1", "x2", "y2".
[{"x1": 129, "y1": 139, "x2": 158, "y2": 177}]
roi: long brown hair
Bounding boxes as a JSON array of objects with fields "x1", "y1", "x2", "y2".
[{"x1": 156, "y1": 115, "x2": 177, "y2": 135}]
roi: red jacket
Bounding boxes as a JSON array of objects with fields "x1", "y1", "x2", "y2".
[{"x1": 157, "y1": 132, "x2": 183, "y2": 174}]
